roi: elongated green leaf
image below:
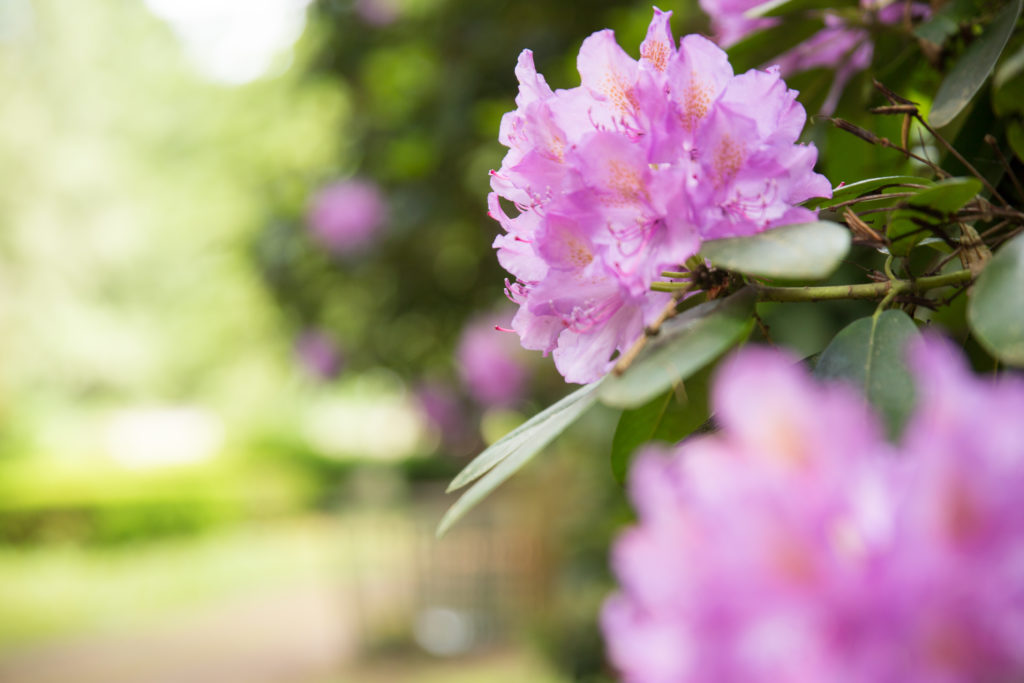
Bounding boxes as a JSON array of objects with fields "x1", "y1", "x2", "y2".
[
  {"x1": 908, "y1": 178, "x2": 982, "y2": 212},
  {"x1": 805, "y1": 176, "x2": 931, "y2": 210},
  {"x1": 445, "y1": 379, "x2": 602, "y2": 493},
  {"x1": 887, "y1": 177, "x2": 982, "y2": 255},
  {"x1": 599, "y1": 290, "x2": 755, "y2": 409},
  {"x1": 610, "y1": 366, "x2": 712, "y2": 483},
  {"x1": 815, "y1": 310, "x2": 920, "y2": 437},
  {"x1": 699, "y1": 221, "x2": 850, "y2": 281},
  {"x1": 437, "y1": 380, "x2": 603, "y2": 537},
  {"x1": 930, "y1": 0, "x2": 1023, "y2": 127},
  {"x1": 968, "y1": 232, "x2": 1024, "y2": 366}
]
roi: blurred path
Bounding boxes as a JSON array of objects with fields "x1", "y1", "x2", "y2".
[{"x1": 0, "y1": 583, "x2": 355, "y2": 683}]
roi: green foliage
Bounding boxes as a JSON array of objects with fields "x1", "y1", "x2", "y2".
[
  {"x1": 699, "y1": 221, "x2": 851, "y2": 281},
  {"x1": 437, "y1": 380, "x2": 604, "y2": 537},
  {"x1": 0, "y1": 461, "x2": 313, "y2": 546},
  {"x1": 815, "y1": 310, "x2": 921, "y2": 437},
  {"x1": 807, "y1": 176, "x2": 933, "y2": 210},
  {"x1": 930, "y1": 0, "x2": 1023, "y2": 127},
  {"x1": 887, "y1": 177, "x2": 983, "y2": 255},
  {"x1": 968, "y1": 232, "x2": 1024, "y2": 366},
  {"x1": 610, "y1": 366, "x2": 712, "y2": 485},
  {"x1": 598, "y1": 291, "x2": 756, "y2": 410}
]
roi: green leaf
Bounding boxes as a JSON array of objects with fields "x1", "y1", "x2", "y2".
[
  {"x1": 914, "y1": 14, "x2": 959, "y2": 45},
  {"x1": 1008, "y1": 120, "x2": 1024, "y2": 162},
  {"x1": 699, "y1": 221, "x2": 851, "y2": 281},
  {"x1": 599, "y1": 290, "x2": 755, "y2": 409},
  {"x1": 908, "y1": 177, "x2": 982, "y2": 213},
  {"x1": 994, "y1": 43, "x2": 1024, "y2": 90},
  {"x1": 815, "y1": 310, "x2": 921, "y2": 437},
  {"x1": 743, "y1": 0, "x2": 855, "y2": 19},
  {"x1": 886, "y1": 177, "x2": 982, "y2": 255},
  {"x1": 437, "y1": 379, "x2": 602, "y2": 537},
  {"x1": 610, "y1": 366, "x2": 712, "y2": 484},
  {"x1": 930, "y1": 0, "x2": 1023, "y2": 127},
  {"x1": 967, "y1": 232, "x2": 1024, "y2": 366},
  {"x1": 805, "y1": 176, "x2": 931, "y2": 210},
  {"x1": 446, "y1": 379, "x2": 602, "y2": 493},
  {"x1": 727, "y1": 18, "x2": 824, "y2": 72}
]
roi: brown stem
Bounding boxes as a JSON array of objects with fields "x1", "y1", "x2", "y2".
[{"x1": 915, "y1": 114, "x2": 1010, "y2": 208}]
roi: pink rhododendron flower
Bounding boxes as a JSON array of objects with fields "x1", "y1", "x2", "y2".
[
  {"x1": 490, "y1": 9, "x2": 830, "y2": 384},
  {"x1": 602, "y1": 339, "x2": 1024, "y2": 681},
  {"x1": 456, "y1": 314, "x2": 530, "y2": 408},
  {"x1": 307, "y1": 178, "x2": 388, "y2": 254},
  {"x1": 701, "y1": 0, "x2": 929, "y2": 113}
]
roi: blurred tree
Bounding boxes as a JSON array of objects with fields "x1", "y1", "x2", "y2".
[{"x1": 0, "y1": 0, "x2": 348, "y2": 442}]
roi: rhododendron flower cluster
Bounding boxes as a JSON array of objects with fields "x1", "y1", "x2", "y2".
[
  {"x1": 602, "y1": 339, "x2": 1024, "y2": 681},
  {"x1": 489, "y1": 9, "x2": 831, "y2": 384},
  {"x1": 701, "y1": 0, "x2": 929, "y2": 113},
  {"x1": 307, "y1": 178, "x2": 388, "y2": 254}
]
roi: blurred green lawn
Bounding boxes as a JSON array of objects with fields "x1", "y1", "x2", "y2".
[{"x1": 0, "y1": 517, "x2": 344, "y2": 648}]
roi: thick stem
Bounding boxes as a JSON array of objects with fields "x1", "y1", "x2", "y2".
[{"x1": 752, "y1": 269, "x2": 972, "y2": 303}]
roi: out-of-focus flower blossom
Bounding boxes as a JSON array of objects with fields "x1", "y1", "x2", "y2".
[
  {"x1": 490, "y1": 8, "x2": 830, "y2": 384},
  {"x1": 414, "y1": 379, "x2": 473, "y2": 453},
  {"x1": 456, "y1": 314, "x2": 530, "y2": 408},
  {"x1": 295, "y1": 330, "x2": 343, "y2": 380},
  {"x1": 354, "y1": 0, "x2": 401, "y2": 26},
  {"x1": 307, "y1": 178, "x2": 387, "y2": 254},
  {"x1": 701, "y1": 0, "x2": 929, "y2": 113},
  {"x1": 602, "y1": 338, "x2": 1024, "y2": 681}
]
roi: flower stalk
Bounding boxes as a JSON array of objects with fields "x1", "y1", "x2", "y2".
[{"x1": 751, "y1": 269, "x2": 972, "y2": 303}]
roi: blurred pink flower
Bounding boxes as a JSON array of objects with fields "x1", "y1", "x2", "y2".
[
  {"x1": 603, "y1": 339, "x2": 1024, "y2": 681},
  {"x1": 456, "y1": 315, "x2": 530, "y2": 408},
  {"x1": 307, "y1": 178, "x2": 387, "y2": 254},
  {"x1": 490, "y1": 9, "x2": 830, "y2": 383},
  {"x1": 354, "y1": 0, "x2": 401, "y2": 26},
  {"x1": 294, "y1": 330, "x2": 343, "y2": 380},
  {"x1": 700, "y1": 0, "x2": 929, "y2": 113},
  {"x1": 414, "y1": 379, "x2": 475, "y2": 454}
]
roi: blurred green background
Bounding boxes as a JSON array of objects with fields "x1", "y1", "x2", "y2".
[
  {"x1": 0, "y1": 1, "x2": 703, "y2": 680},
  {"x1": 3, "y1": 0, "x2": 1009, "y2": 680}
]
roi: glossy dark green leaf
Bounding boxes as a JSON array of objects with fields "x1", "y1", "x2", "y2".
[
  {"x1": 699, "y1": 221, "x2": 850, "y2": 281},
  {"x1": 815, "y1": 310, "x2": 920, "y2": 437},
  {"x1": 930, "y1": 0, "x2": 1023, "y2": 127},
  {"x1": 908, "y1": 177, "x2": 982, "y2": 212},
  {"x1": 610, "y1": 366, "x2": 712, "y2": 484},
  {"x1": 805, "y1": 176, "x2": 931, "y2": 210},
  {"x1": 437, "y1": 379, "x2": 602, "y2": 536},
  {"x1": 967, "y1": 232, "x2": 1024, "y2": 366},
  {"x1": 599, "y1": 290, "x2": 755, "y2": 409}
]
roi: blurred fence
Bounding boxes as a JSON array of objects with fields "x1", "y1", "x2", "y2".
[{"x1": 341, "y1": 481, "x2": 556, "y2": 658}]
